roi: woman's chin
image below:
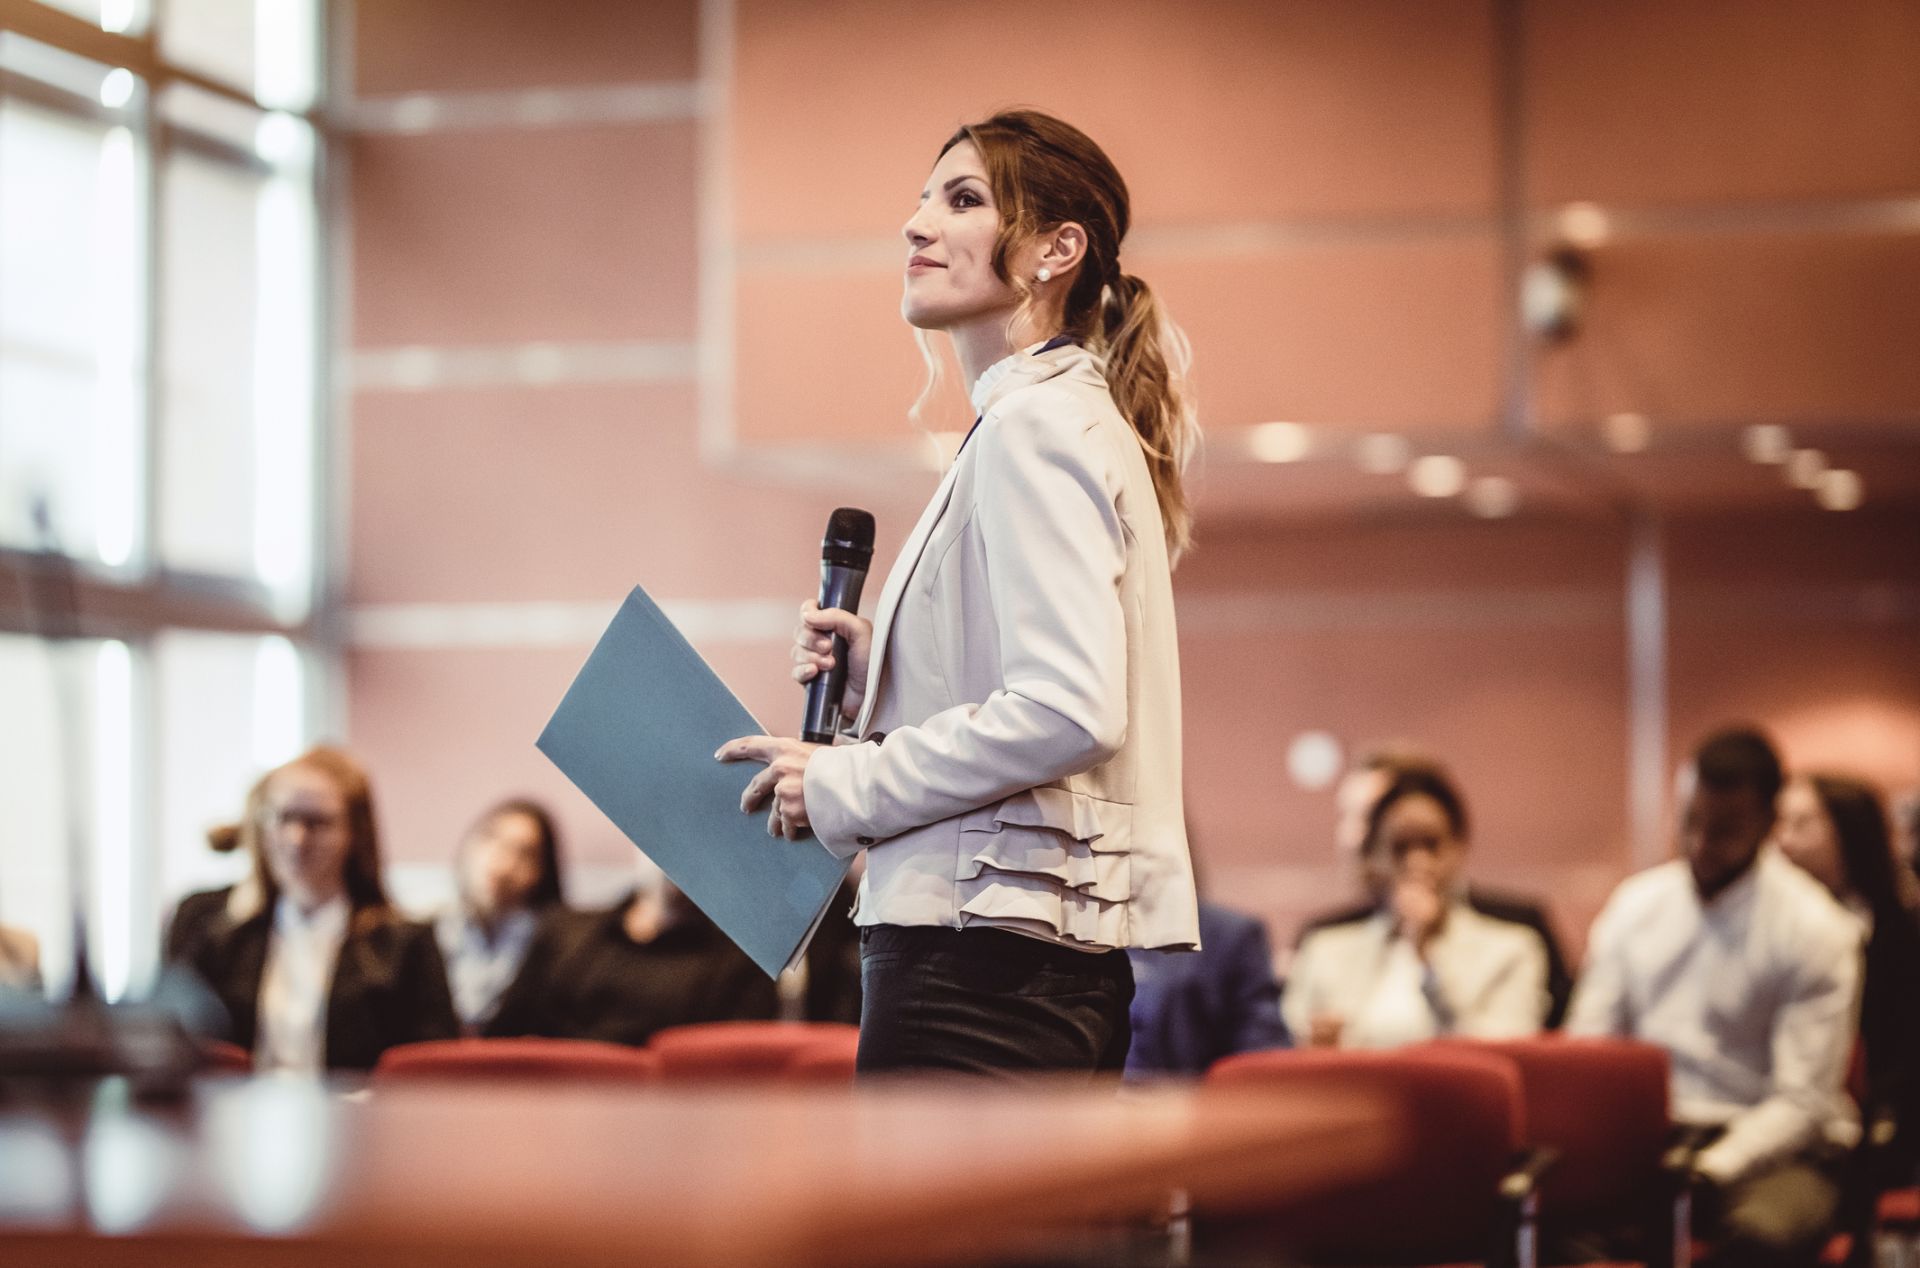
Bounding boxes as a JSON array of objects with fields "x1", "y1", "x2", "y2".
[{"x1": 899, "y1": 300, "x2": 950, "y2": 331}]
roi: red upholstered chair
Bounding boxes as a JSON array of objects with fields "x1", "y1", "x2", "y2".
[
  {"x1": 372, "y1": 1038, "x2": 661, "y2": 1086},
  {"x1": 1203, "y1": 1045, "x2": 1537, "y2": 1266},
  {"x1": 782, "y1": 1028, "x2": 862, "y2": 1084},
  {"x1": 648, "y1": 1021, "x2": 861, "y2": 1082},
  {"x1": 1460, "y1": 1037, "x2": 1686, "y2": 1268},
  {"x1": 198, "y1": 1039, "x2": 253, "y2": 1074}
]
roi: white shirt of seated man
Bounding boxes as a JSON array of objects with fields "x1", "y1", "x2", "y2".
[
  {"x1": 1288, "y1": 781, "x2": 1548, "y2": 1050},
  {"x1": 1569, "y1": 755, "x2": 1864, "y2": 1187}
]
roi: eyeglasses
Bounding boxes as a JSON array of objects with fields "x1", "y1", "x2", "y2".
[{"x1": 270, "y1": 807, "x2": 345, "y2": 834}]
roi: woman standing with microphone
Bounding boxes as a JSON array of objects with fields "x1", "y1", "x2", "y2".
[{"x1": 719, "y1": 109, "x2": 1200, "y2": 1076}]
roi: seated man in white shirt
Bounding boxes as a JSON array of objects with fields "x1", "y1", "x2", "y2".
[
  {"x1": 1285, "y1": 767, "x2": 1548, "y2": 1049},
  {"x1": 1569, "y1": 727, "x2": 1863, "y2": 1268}
]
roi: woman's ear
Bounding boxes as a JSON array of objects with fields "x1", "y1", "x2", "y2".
[{"x1": 1036, "y1": 222, "x2": 1088, "y2": 281}]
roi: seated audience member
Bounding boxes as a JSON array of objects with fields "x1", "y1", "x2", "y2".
[
  {"x1": 782, "y1": 876, "x2": 862, "y2": 1025},
  {"x1": 489, "y1": 854, "x2": 775, "y2": 1046},
  {"x1": 1774, "y1": 773, "x2": 1920, "y2": 1175},
  {"x1": 163, "y1": 775, "x2": 263, "y2": 966},
  {"x1": 189, "y1": 745, "x2": 460, "y2": 1073},
  {"x1": 0, "y1": 921, "x2": 40, "y2": 993},
  {"x1": 1569, "y1": 728, "x2": 1862, "y2": 1268},
  {"x1": 1898, "y1": 790, "x2": 1920, "y2": 880},
  {"x1": 1285, "y1": 767, "x2": 1548, "y2": 1048},
  {"x1": 1298, "y1": 746, "x2": 1574, "y2": 1026},
  {"x1": 1127, "y1": 896, "x2": 1287, "y2": 1077},
  {"x1": 435, "y1": 798, "x2": 568, "y2": 1035}
]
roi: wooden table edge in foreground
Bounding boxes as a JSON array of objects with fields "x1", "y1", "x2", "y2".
[{"x1": 0, "y1": 1075, "x2": 1398, "y2": 1267}]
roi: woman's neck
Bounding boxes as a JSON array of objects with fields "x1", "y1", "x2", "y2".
[
  {"x1": 948, "y1": 304, "x2": 1062, "y2": 390},
  {"x1": 949, "y1": 321, "x2": 1017, "y2": 391},
  {"x1": 282, "y1": 887, "x2": 345, "y2": 919}
]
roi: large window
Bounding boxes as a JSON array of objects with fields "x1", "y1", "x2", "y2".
[{"x1": 0, "y1": 0, "x2": 325, "y2": 1002}]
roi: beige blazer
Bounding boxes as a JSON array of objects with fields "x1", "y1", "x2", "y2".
[
  {"x1": 1284, "y1": 905, "x2": 1549, "y2": 1049},
  {"x1": 802, "y1": 343, "x2": 1200, "y2": 951}
]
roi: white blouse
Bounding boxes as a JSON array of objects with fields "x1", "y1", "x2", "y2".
[{"x1": 254, "y1": 895, "x2": 349, "y2": 1074}]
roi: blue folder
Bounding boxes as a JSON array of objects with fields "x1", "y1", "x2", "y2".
[{"x1": 536, "y1": 586, "x2": 851, "y2": 979}]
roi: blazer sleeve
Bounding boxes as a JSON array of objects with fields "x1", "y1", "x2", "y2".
[
  {"x1": 1220, "y1": 919, "x2": 1290, "y2": 1057},
  {"x1": 1695, "y1": 913, "x2": 1862, "y2": 1185},
  {"x1": 804, "y1": 387, "x2": 1129, "y2": 855},
  {"x1": 396, "y1": 920, "x2": 462, "y2": 1047},
  {"x1": 1565, "y1": 888, "x2": 1634, "y2": 1037}
]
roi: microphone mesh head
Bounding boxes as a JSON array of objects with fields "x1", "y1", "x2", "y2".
[{"x1": 824, "y1": 507, "x2": 875, "y2": 551}]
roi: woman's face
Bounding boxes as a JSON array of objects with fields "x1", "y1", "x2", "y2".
[
  {"x1": 460, "y1": 810, "x2": 545, "y2": 918},
  {"x1": 1376, "y1": 793, "x2": 1466, "y2": 895},
  {"x1": 1774, "y1": 778, "x2": 1847, "y2": 897},
  {"x1": 901, "y1": 140, "x2": 1019, "y2": 331},
  {"x1": 261, "y1": 764, "x2": 351, "y2": 912}
]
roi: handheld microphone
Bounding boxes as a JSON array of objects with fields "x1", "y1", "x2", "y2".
[{"x1": 801, "y1": 508, "x2": 875, "y2": 744}]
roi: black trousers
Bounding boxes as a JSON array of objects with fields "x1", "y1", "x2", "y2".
[{"x1": 855, "y1": 925, "x2": 1134, "y2": 1078}]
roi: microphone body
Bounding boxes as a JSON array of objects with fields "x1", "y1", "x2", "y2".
[{"x1": 802, "y1": 509, "x2": 875, "y2": 743}]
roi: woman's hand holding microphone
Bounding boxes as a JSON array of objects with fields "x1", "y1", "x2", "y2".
[{"x1": 716, "y1": 601, "x2": 875, "y2": 841}]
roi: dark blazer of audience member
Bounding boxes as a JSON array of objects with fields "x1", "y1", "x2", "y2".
[
  {"x1": 189, "y1": 746, "x2": 459, "y2": 1072},
  {"x1": 1300, "y1": 749, "x2": 1575, "y2": 1027},
  {"x1": 435, "y1": 798, "x2": 568, "y2": 1036},
  {"x1": 792, "y1": 878, "x2": 862, "y2": 1025},
  {"x1": 163, "y1": 779, "x2": 261, "y2": 967},
  {"x1": 1126, "y1": 898, "x2": 1287, "y2": 1077},
  {"x1": 1776, "y1": 773, "x2": 1920, "y2": 1168},
  {"x1": 489, "y1": 861, "x2": 776, "y2": 1046}
]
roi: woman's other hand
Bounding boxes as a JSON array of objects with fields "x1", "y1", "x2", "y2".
[
  {"x1": 716, "y1": 736, "x2": 821, "y2": 841},
  {"x1": 790, "y1": 600, "x2": 875, "y2": 723}
]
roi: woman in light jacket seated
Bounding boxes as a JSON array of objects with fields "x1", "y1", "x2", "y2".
[
  {"x1": 1285, "y1": 768, "x2": 1548, "y2": 1049},
  {"x1": 189, "y1": 745, "x2": 459, "y2": 1072}
]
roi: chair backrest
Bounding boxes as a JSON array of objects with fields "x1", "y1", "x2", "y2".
[
  {"x1": 648, "y1": 1021, "x2": 859, "y2": 1082},
  {"x1": 372, "y1": 1038, "x2": 661, "y2": 1086},
  {"x1": 1206, "y1": 1045, "x2": 1526, "y2": 1264},
  {"x1": 1464, "y1": 1036, "x2": 1671, "y2": 1222},
  {"x1": 782, "y1": 1028, "x2": 862, "y2": 1084}
]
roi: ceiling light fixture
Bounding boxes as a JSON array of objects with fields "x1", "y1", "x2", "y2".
[
  {"x1": 1741, "y1": 423, "x2": 1791, "y2": 464},
  {"x1": 1785, "y1": 448, "x2": 1828, "y2": 490},
  {"x1": 1248, "y1": 421, "x2": 1312, "y2": 464},
  {"x1": 1356, "y1": 433, "x2": 1411, "y2": 476},
  {"x1": 1557, "y1": 203, "x2": 1612, "y2": 250},
  {"x1": 1814, "y1": 469, "x2": 1863, "y2": 512},
  {"x1": 1601, "y1": 412, "x2": 1651, "y2": 454},
  {"x1": 1409, "y1": 455, "x2": 1467, "y2": 499}
]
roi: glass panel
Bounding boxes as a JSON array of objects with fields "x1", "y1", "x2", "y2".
[
  {"x1": 158, "y1": 151, "x2": 260, "y2": 577},
  {"x1": 159, "y1": 0, "x2": 318, "y2": 110},
  {"x1": 154, "y1": 631, "x2": 306, "y2": 923},
  {"x1": 25, "y1": 0, "x2": 148, "y2": 35},
  {"x1": 158, "y1": 78, "x2": 261, "y2": 152},
  {"x1": 0, "y1": 634, "x2": 108, "y2": 1001},
  {"x1": 155, "y1": 104, "x2": 316, "y2": 599},
  {"x1": 0, "y1": 93, "x2": 147, "y2": 566},
  {"x1": 0, "y1": 31, "x2": 120, "y2": 97}
]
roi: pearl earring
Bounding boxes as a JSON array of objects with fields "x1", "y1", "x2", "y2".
[{"x1": 1036, "y1": 267, "x2": 1052, "y2": 282}]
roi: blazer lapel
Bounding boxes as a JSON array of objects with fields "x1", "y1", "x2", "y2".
[
  {"x1": 853, "y1": 458, "x2": 962, "y2": 736},
  {"x1": 852, "y1": 344, "x2": 1102, "y2": 735}
]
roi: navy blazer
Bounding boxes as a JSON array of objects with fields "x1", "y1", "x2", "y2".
[{"x1": 1125, "y1": 901, "x2": 1289, "y2": 1077}]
